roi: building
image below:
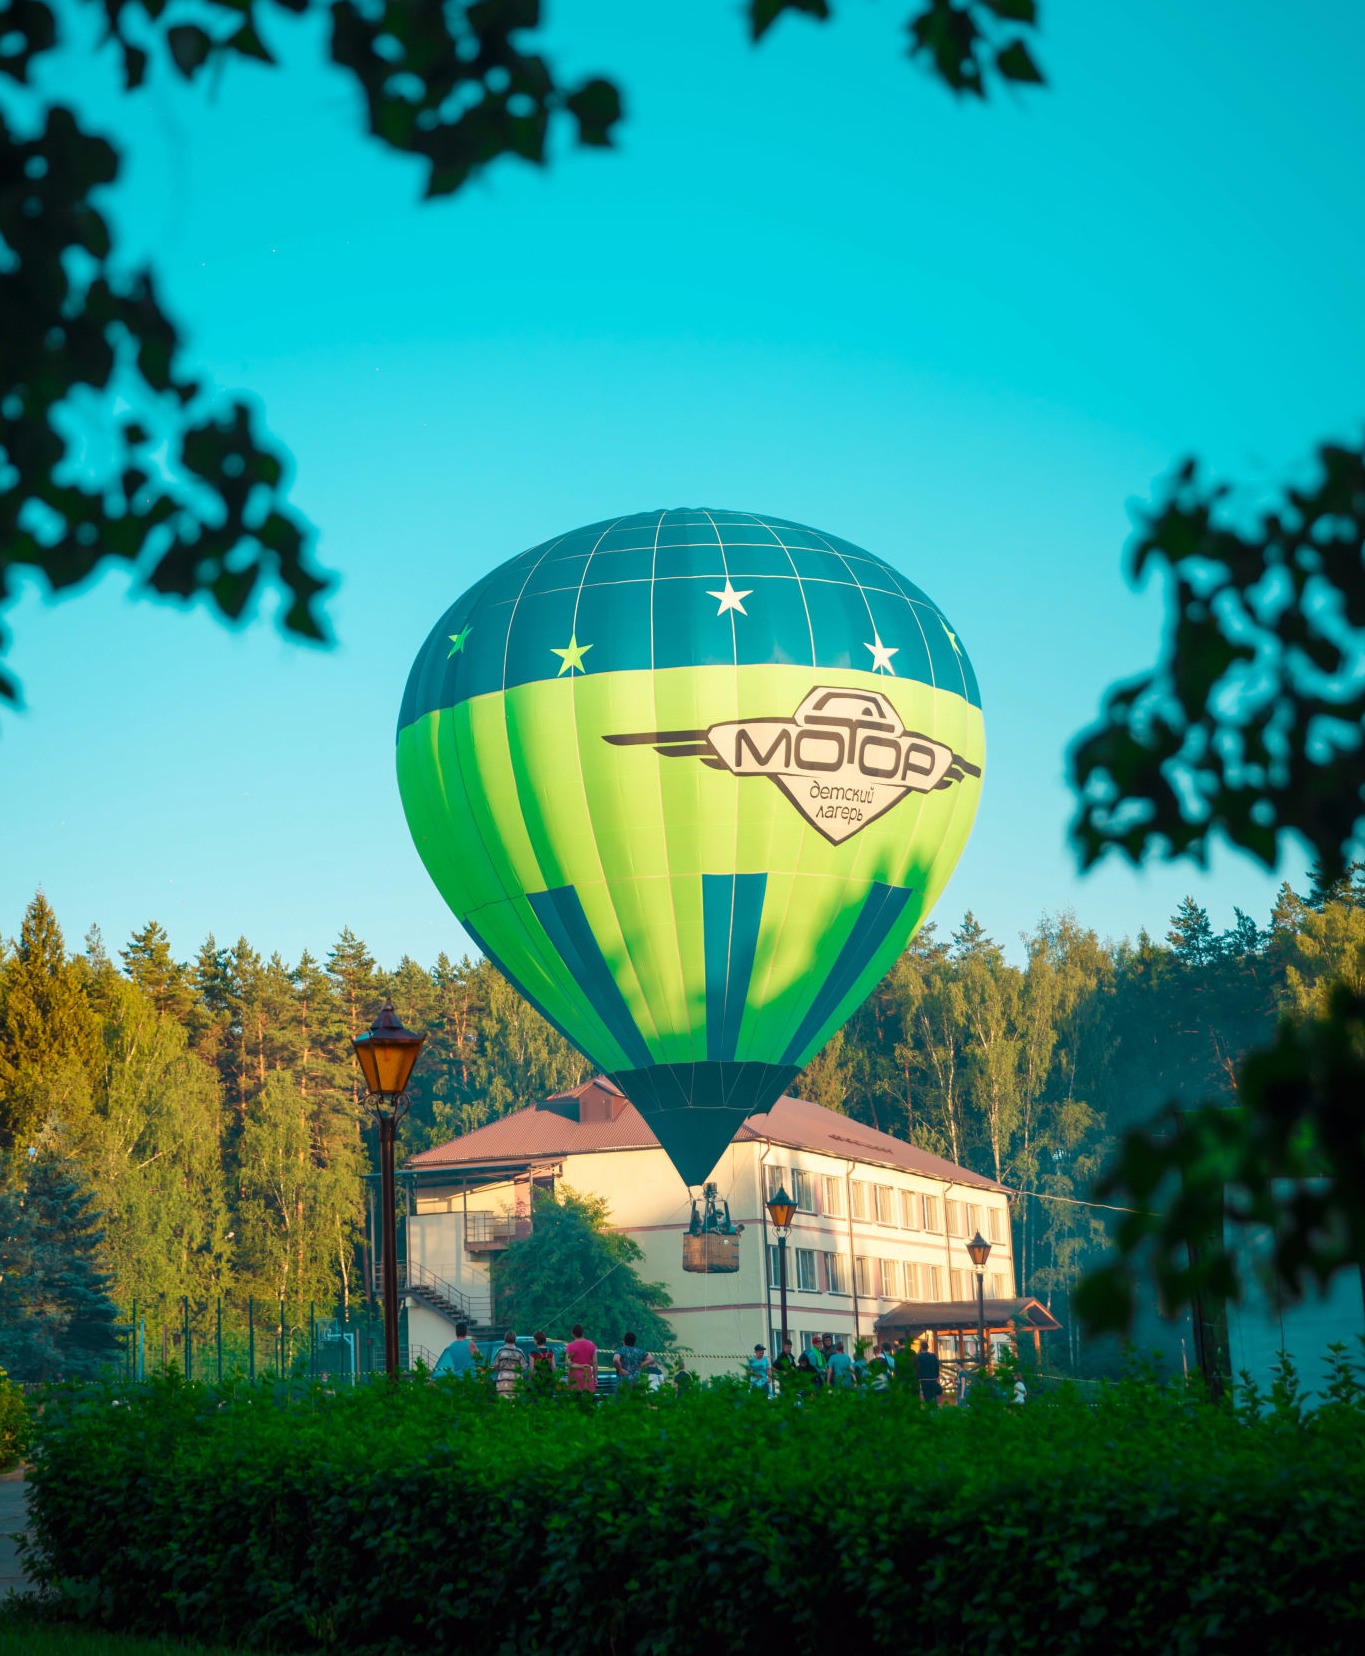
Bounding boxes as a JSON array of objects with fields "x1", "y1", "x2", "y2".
[{"x1": 396, "y1": 1076, "x2": 1053, "y2": 1377}]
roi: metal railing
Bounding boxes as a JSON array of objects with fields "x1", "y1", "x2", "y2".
[
  {"x1": 396, "y1": 1260, "x2": 473, "y2": 1323},
  {"x1": 463, "y1": 1213, "x2": 531, "y2": 1251}
]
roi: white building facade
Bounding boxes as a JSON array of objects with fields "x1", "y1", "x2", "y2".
[{"x1": 398, "y1": 1078, "x2": 1021, "y2": 1377}]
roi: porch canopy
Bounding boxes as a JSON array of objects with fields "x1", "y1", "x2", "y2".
[{"x1": 875, "y1": 1296, "x2": 1061, "y2": 1340}]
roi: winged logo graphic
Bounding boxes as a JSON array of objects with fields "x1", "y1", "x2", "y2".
[{"x1": 605, "y1": 687, "x2": 981, "y2": 844}]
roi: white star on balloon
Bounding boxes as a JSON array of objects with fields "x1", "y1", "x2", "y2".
[
  {"x1": 942, "y1": 620, "x2": 962, "y2": 655},
  {"x1": 865, "y1": 633, "x2": 899, "y2": 675},
  {"x1": 706, "y1": 580, "x2": 753, "y2": 616}
]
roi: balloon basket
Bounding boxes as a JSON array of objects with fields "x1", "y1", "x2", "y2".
[{"x1": 682, "y1": 1232, "x2": 741, "y2": 1274}]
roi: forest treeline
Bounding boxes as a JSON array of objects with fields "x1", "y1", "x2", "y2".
[{"x1": 3, "y1": 876, "x2": 1365, "y2": 1360}]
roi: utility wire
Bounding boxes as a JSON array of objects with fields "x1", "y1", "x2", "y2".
[{"x1": 1012, "y1": 1187, "x2": 1149, "y2": 1216}]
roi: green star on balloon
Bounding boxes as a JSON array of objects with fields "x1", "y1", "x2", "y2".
[
  {"x1": 552, "y1": 633, "x2": 593, "y2": 675},
  {"x1": 447, "y1": 625, "x2": 473, "y2": 657}
]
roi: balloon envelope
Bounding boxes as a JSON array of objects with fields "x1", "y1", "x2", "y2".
[{"x1": 397, "y1": 509, "x2": 984, "y2": 1188}]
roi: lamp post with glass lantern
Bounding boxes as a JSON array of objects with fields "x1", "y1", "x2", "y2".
[
  {"x1": 765, "y1": 1185, "x2": 797, "y2": 1353},
  {"x1": 966, "y1": 1231, "x2": 992, "y2": 1370},
  {"x1": 352, "y1": 1002, "x2": 425, "y2": 1377}
]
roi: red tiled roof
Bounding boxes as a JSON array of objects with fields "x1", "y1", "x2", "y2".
[
  {"x1": 734, "y1": 1094, "x2": 1002, "y2": 1190},
  {"x1": 407, "y1": 1076, "x2": 1003, "y2": 1192}
]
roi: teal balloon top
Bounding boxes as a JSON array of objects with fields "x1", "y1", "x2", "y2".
[{"x1": 398, "y1": 508, "x2": 984, "y2": 1189}]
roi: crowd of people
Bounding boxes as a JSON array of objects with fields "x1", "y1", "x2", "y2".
[
  {"x1": 438, "y1": 1320, "x2": 660, "y2": 1397},
  {"x1": 746, "y1": 1333, "x2": 1025, "y2": 1403},
  {"x1": 438, "y1": 1319, "x2": 1025, "y2": 1403}
]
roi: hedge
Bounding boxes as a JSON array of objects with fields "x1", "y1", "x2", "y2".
[{"x1": 22, "y1": 1362, "x2": 1365, "y2": 1654}]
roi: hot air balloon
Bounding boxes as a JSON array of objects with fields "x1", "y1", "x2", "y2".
[{"x1": 396, "y1": 508, "x2": 984, "y2": 1207}]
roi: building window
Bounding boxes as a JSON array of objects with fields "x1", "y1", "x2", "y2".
[
  {"x1": 967, "y1": 1203, "x2": 985, "y2": 1237},
  {"x1": 799, "y1": 1329, "x2": 823, "y2": 1354},
  {"x1": 880, "y1": 1259, "x2": 901, "y2": 1300},
  {"x1": 921, "y1": 1195, "x2": 943, "y2": 1233},
  {"x1": 874, "y1": 1185, "x2": 895, "y2": 1225},
  {"x1": 946, "y1": 1199, "x2": 967, "y2": 1237},
  {"x1": 930, "y1": 1265, "x2": 946, "y2": 1300},
  {"x1": 767, "y1": 1245, "x2": 782, "y2": 1287},
  {"x1": 907, "y1": 1262, "x2": 933, "y2": 1300},
  {"x1": 988, "y1": 1206, "x2": 1007, "y2": 1244},
  {"x1": 854, "y1": 1255, "x2": 875, "y2": 1297},
  {"x1": 764, "y1": 1163, "x2": 789, "y2": 1201},
  {"x1": 795, "y1": 1248, "x2": 819, "y2": 1292},
  {"x1": 821, "y1": 1176, "x2": 845, "y2": 1217},
  {"x1": 951, "y1": 1268, "x2": 973, "y2": 1299},
  {"x1": 793, "y1": 1169, "x2": 817, "y2": 1212},
  {"x1": 900, "y1": 1189, "x2": 922, "y2": 1229},
  {"x1": 851, "y1": 1180, "x2": 871, "y2": 1220},
  {"x1": 824, "y1": 1252, "x2": 849, "y2": 1294},
  {"x1": 989, "y1": 1271, "x2": 1010, "y2": 1299}
]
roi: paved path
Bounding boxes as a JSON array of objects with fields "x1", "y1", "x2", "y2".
[{"x1": 0, "y1": 1471, "x2": 29, "y2": 1598}]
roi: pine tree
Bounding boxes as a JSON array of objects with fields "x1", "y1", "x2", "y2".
[
  {"x1": 1166, "y1": 897, "x2": 1218, "y2": 967},
  {"x1": 0, "y1": 1153, "x2": 122, "y2": 1381},
  {"x1": 121, "y1": 922, "x2": 193, "y2": 1022},
  {"x1": 187, "y1": 934, "x2": 234, "y2": 1070},
  {"x1": 0, "y1": 893, "x2": 100, "y2": 1149}
]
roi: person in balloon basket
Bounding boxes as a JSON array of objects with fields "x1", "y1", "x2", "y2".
[
  {"x1": 493, "y1": 1330, "x2": 529, "y2": 1398},
  {"x1": 613, "y1": 1330, "x2": 649, "y2": 1390},
  {"x1": 565, "y1": 1323, "x2": 598, "y2": 1398}
]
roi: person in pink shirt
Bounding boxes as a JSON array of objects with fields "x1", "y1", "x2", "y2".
[{"x1": 565, "y1": 1323, "x2": 597, "y2": 1394}]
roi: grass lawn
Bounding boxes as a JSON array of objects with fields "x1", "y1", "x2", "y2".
[{"x1": 0, "y1": 1606, "x2": 256, "y2": 1656}]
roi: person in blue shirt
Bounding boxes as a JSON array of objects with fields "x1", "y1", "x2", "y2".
[
  {"x1": 826, "y1": 1342, "x2": 855, "y2": 1388},
  {"x1": 747, "y1": 1343, "x2": 772, "y2": 1393},
  {"x1": 435, "y1": 1321, "x2": 481, "y2": 1378}
]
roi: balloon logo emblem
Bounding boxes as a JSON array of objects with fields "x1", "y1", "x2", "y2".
[
  {"x1": 606, "y1": 685, "x2": 980, "y2": 845},
  {"x1": 397, "y1": 509, "x2": 985, "y2": 1191}
]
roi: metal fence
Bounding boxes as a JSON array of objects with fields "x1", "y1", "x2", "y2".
[{"x1": 118, "y1": 1297, "x2": 421, "y2": 1383}]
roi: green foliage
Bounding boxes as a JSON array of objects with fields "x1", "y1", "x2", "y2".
[
  {"x1": 9, "y1": 879, "x2": 1365, "y2": 1366},
  {"x1": 0, "y1": 1362, "x2": 29, "y2": 1469},
  {"x1": 23, "y1": 1365, "x2": 1365, "y2": 1654},
  {"x1": 0, "y1": 1153, "x2": 122, "y2": 1382},
  {"x1": 494, "y1": 1186, "x2": 673, "y2": 1351},
  {"x1": 1070, "y1": 439, "x2": 1365, "y2": 880},
  {"x1": 1078, "y1": 982, "x2": 1365, "y2": 1334}
]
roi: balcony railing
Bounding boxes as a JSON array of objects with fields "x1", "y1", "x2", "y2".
[{"x1": 464, "y1": 1213, "x2": 531, "y2": 1252}]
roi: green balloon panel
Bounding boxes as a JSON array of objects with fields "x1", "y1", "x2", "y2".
[{"x1": 397, "y1": 510, "x2": 985, "y2": 1187}]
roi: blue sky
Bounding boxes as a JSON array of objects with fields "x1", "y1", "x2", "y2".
[{"x1": 3, "y1": 0, "x2": 1362, "y2": 969}]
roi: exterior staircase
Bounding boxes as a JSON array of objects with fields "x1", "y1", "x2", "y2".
[{"x1": 396, "y1": 1262, "x2": 496, "y2": 1340}]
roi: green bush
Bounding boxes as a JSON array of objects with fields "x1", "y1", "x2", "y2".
[
  {"x1": 22, "y1": 1361, "x2": 1365, "y2": 1654},
  {"x1": 0, "y1": 1364, "x2": 29, "y2": 1470}
]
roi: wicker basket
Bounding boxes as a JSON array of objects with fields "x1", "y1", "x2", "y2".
[{"x1": 681, "y1": 1232, "x2": 741, "y2": 1274}]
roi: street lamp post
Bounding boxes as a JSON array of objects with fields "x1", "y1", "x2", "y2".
[
  {"x1": 966, "y1": 1231, "x2": 992, "y2": 1371},
  {"x1": 353, "y1": 1002, "x2": 426, "y2": 1378},
  {"x1": 765, "y1": 1184, "x2": 797, "y2": 1354}
]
